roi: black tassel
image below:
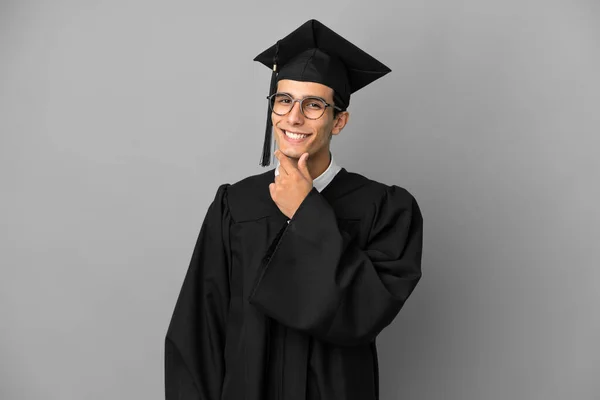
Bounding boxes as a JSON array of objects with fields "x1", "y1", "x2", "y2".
[{"x1": 260, "y1": 41, "x2": 280, "y2": 167}]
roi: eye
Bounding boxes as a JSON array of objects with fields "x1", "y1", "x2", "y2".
[
  {"x1": 305, "y1": 99, "x2": 325, "y2": 110},
  {"x1": 274, "y1": 95, "x2": 292, "y2": 104}
]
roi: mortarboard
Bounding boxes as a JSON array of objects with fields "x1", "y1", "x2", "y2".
[{"x1": 254, "y1": 19, "x2": 392, "y2": 166}]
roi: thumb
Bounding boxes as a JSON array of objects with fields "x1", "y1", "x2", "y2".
[{"x1": 299, "y1": 153, "x2": 311, "y2": 179}]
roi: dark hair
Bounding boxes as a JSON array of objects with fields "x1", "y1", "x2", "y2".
[{"x1": 332, "y1": 90, "x2": 346, "y2": 118}]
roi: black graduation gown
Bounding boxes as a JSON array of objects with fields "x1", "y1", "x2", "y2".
[{"x1": 165, "y1": 167, "x2": 423, "y2": 400}]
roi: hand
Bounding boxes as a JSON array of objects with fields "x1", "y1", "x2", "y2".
[{"x1": 269, "y1": 150, "x2": 313, "y2": 219}]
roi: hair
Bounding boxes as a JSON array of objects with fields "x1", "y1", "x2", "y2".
[
  {"x1": 332, "y1": 90, "x2": 347, "y2": 118},
  {"x1": 329, "y1": 90, "x2": 346, "y2": 141}
]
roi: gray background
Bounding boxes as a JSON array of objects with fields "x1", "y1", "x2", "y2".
[{"x1": 1, "y1": 0, "x2": 598, "y2": 399}]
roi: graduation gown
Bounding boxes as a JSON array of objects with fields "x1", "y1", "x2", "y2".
[{"x1": 165, "y1": 167, "x2": 423, "y2": 400}]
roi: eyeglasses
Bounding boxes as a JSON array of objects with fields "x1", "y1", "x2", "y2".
[{"x1": 267, "y1": 93, "x2": 342, "y2": 120}]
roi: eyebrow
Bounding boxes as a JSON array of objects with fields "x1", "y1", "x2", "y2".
[{"x1": 276, "y1": 92, "x2": 329, "y2": 102}]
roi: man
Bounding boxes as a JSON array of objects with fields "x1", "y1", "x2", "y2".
[{"x1": 165, "y1": 19, "x2": 423, "y2": 400}]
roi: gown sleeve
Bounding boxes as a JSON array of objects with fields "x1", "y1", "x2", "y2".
[
  {"x1": 247, "y1": 185, "x2": 422, "y2": 347},
  {"x1": 165, "y1": 184, "x2": 231, "y2": 400}
]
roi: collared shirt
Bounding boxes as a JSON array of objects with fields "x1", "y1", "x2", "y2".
[{"x1": 274, "y1": 152, "x2": 342, "y2": 193}]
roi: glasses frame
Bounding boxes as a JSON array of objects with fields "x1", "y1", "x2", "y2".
[{"x1": 267, "y1": 92, "x2": 343, "y2": 120}]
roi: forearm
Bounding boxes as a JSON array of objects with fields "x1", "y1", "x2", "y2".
[{"x1": 248, "y1": 188, "x2": 422, "y2": 346}]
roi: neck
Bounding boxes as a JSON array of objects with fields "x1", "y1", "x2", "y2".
[{"x1": 306, "y1": 148, "x2": 331, "y2": 179}]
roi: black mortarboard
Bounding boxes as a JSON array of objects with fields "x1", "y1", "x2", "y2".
[{"x1": 254, "y1": 19, "x2": 392, "y2": 166}]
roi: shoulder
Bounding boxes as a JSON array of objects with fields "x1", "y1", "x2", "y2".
[
  {"x1": 213, "y1": 169, "x2": 277, "y2": 223},
  {"x1": 228, "y1": 168, "x2": 274, "y2": 195},
  {"x1": 343, "y1": 172, "x2": 423, "y2": 242},
  {"x1": 341, "y1": 169, "x2": 418, "y2": 212}
]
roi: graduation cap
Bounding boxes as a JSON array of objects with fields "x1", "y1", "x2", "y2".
[{"x1": 254, "y1": 19, "x2": 392, "y2": 166}]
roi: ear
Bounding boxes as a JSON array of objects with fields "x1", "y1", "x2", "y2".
[{"x1": 331, "y1": 111, "x2": 350, "y2": 135}]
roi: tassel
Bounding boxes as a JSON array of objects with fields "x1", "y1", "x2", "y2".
[{"x1": 259, "y1": 41, "x2": 280, "y2": 167}]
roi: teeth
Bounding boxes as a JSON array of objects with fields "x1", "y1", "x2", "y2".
[{"x1": 285, "y1": 131, "x2": 309, "y2": 139}]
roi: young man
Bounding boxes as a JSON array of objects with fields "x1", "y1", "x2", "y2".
[{"x1": 165, "y1": 19, "x2": 423, "y2": 400}]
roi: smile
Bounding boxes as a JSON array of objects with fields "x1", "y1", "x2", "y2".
[{"x1": 283, "y1": 130, "x2": 311, "y2": 141}]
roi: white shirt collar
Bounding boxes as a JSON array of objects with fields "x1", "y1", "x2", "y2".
[{"x1": 275, "y1": 152, "x2": 342, "y2": 193}]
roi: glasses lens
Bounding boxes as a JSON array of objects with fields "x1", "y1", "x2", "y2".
[
  {"x1": 270, "y1": 94, "x2": 293, "y2": 115},
  {"x1": 301, "y1": 97, "x2": 327, "y2": 119}
]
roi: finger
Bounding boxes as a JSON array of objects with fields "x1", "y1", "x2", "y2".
[
  {"x1": 275, "y1": 150, "x2": 294, "y2": 175},
  {"x1": 269, "y1": 183, "x2": 276, "y2": 199},
  {"x1": 274, "y1": 150, "x2": 288, "y2": 175}
]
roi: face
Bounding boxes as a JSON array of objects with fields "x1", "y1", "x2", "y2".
[{"x1": 272, "y1": 79, "x2": 348, "y2": 162}]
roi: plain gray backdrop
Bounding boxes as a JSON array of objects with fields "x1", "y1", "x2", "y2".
[{"x1": 1, "y1": 1, "x2": 598, "y2": 399}]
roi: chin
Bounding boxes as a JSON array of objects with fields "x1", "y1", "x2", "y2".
[
  {"x1": 279, "y1": 148, "x2": 303, "y2": 159},
  {"x1": 275, "y1": 142, "x2": 299, "y2": 156}
]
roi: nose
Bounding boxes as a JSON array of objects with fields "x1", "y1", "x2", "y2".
[{"x1": 286, "y1": 100, "x2": 304, "y2": 125}]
